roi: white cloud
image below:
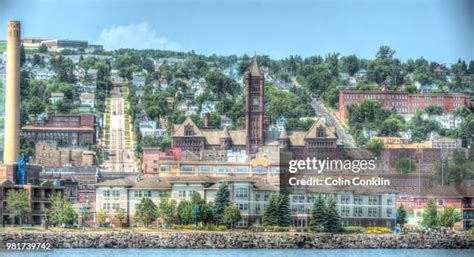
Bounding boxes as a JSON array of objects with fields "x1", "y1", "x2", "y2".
[{"x1": 97, "y1": 22, "x2": 182, "y2": 51}]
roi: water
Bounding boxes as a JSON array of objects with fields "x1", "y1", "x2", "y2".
[{"x1": 0, "y1": 249, "x2": 473, "y2": 257}]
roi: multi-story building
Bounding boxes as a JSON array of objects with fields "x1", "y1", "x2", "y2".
[
  {"x1": 21, "y1": 114, "x2": 97, "y2": 147},
  {"x1": 0, "y1": 164, "x2": 63, "y2": 225},
  {"x1": 405, "y1": 186, "x2": 474, "y2": 230},
  {"x1": 339, "y1": 89, "x2": 472, "y2": 120},
  {"x1": 40, "y1": 39, "x2": 88, "y2": 52},
  {"x1": 34, "y1": 141, "x2": 95, "y2": 167},
  {"x1": 95, "y1": 175, "x2": 397, "y2": 228}
]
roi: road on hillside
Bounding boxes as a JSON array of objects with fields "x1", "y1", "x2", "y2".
[
  {"x1": 292, "y1": 77, "x2": 356, "y2": 148},
  {"x1": 102, "y1": 89, "x2": 136, "y2": 172}
]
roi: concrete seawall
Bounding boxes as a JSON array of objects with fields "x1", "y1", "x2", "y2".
[{"x1": 0, "y1": 231, "x2": 473, "y2": 249}]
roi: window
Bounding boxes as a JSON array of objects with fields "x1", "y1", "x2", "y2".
[
  {"x1": 369, "y1": 196, "x2": 378, "y2": 205},
  {"x1": 341, "y1": 194, "x2": 350, "y2": 204},
  {"x1": 103, "y1": 190, "x2": 110, "y2": 197},
  {"x1": 235, "y1": 187, "x2": 248, "y2": 198},
  {"x1": 368, "y1": 207, "x2": 378, "y2": 217},
  {"x1": 103, "y1": 203, "x2": 111, "y2": 211},
  {"x1": 217, "y1": 166, "x2": 229, "y2": 173},
  {"x1": 386, "y1": 208, "x2": 393, "y2": 217},
  {"x1": 316, "y1": 127, "x2": 326, "y2": 137},
  {"x1": 354, "y1": 207, "x2": 362, "y2": 216},
  {"x1": 112, "y1": 203, "x2": 120, "y2": 210},
  {"x1": 184, "y1": 125, "x2": 194, "y2": 136},
  {"x1": 386, "y1": 197, "x2": 393, "y2": 206},
  {"x1": 416, "y1": 199, "x2": 421, "y2": 206},
  {"x1": 181, "y1": 166, "x2": 193, "y2": 172},
  {"x1": 354, "y1": 195, "x2": 362, "y2": 205},
  {"x1": 253, "y1": 165, "x2": 266, "y2": 174},
  {"x1": 255, "y1": 193, "x2": 261, "y2": 201},
  {"x1": 239, "y1": 203, "x2": 248, "y2": 211},
  {"x1": 179, "y1": 190, "x2": 186, "y2": 197},
  {"x1": 437, "y1": 199, "x2": 444, "y2": 206},
  {"x1": 112, "y1": 190, "x2": 120, "y2": 197},
  {"x1": 160, "y1": 166, "x2": 170, "y2": 172},
  {"x1": 199, "y1": 166, "x2": 212, "y2": 173},
  {"x1": 236, "y1": 166, "x2": 249, "y2": 173}
]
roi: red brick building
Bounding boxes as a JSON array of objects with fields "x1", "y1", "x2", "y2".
[
  {"x1": 339, "y1": 90, "x2": 472, "y2": 120},
  {"x1": 21, "y1": 114, "x2": 97, "y2": 147}
]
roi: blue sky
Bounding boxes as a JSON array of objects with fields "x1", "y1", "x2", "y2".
[{"x1": 0, "y1": 0, "x2": 472, "y2": 64}]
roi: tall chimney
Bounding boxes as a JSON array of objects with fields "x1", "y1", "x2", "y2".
[{"x1": 4, "y1": 21, "x2": 21, "y2": 165}]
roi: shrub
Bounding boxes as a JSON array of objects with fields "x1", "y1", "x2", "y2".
[
  {"x1": 172, "y1": 224, "x2": 195, "y2": 230},
  {"x1": 342, "y1": 226, "x2": 365, "y2": 233},
  {"x1": 248, "y1": 225, "x2": 265, "y2": 232},
  {"x1": 264, "y1": 226, "x2": 290, "y2": 232},
  {"x1": 366, "y1": 226, "x2": 391, "y2": 234},
  {"x1": 217, "y1": 225, "x2": 227, "y2": 231}
]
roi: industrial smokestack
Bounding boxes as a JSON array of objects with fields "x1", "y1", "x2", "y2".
[{"x1": 4, "y1": 21, "x2": 21, "y2": 165}]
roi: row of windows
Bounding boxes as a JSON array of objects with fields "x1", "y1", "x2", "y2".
[
  {"x1": 102, "y1": 203, "x2": 121, "y2": 211},
  {"x1": 103, "y1": 190, "x2": 120, "y2": 197},
  {"x1": 176, "y1": 166, "x2": 278, "y2": 173}
]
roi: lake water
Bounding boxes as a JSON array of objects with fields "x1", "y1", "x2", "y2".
[{"x1": 0, "y1": 249, "x2": 473, "y2": 257}]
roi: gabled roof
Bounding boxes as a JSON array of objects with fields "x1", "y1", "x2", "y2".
[
  {"x1": 279, "y1": 127, "x2": 289, "y2": 139},
  {"x1": 95, "y1": 177, "x2": 136, "y2": 187},
  {"x1": 304, "y1": 119, "x2": 337, "y2": 139},
  {"x1": 173, "y1": 117, "x2": 204, "y2": 137},
  {"x1": 132, "y1": 177, "x2": 171, "y2": 189},
  {"x1": 220, "y1": 127, "x2": 231, "y2": 138}
]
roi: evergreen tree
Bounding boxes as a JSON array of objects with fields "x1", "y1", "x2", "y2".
[
  {"x1": 310, "y1": 195, "x2": 326, "y2": 232},
  {"x1": 421, "y1": 199, "x2": 438, "y2": 229},
  {"x1": 277, "y1": 194, "x2": 291, "y2": 227},
  {"x1": 262, "y1": 194, "x2": 279, "y2": 226},
  {"x1": 396, "y1": 204, "x2": 407, "y2": 228},
  {"x1": 324, "y1": 197, "x2": 341, "y2": 232},
  {"x1": 212, "y1": 182, "x2": 230, "y2": 225}
]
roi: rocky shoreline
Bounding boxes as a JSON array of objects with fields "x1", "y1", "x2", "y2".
[{"x1": 0, "y1": 231, "x2": 473, "y2": 249}]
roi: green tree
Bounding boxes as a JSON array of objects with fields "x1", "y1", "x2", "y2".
[
  {"x1": 426, "y1": 105, "x2": 443, "y2": 116},
  {"x1": 38, "y1": 43, "x2": 48, "y2": 53},
  {"x1": 157, "y1": 197, "x2": 177, "y2": 226},
  {"x1": 277, "y1": 194, "x2": 291, "y2": 227},
  {"x1": 341, "y1": 54, "x2": 360, "y2": 76},
  {"x1": 223, "y1": 204, "x2": 241, "y2": 229},
  {"x1": 379, "y1": 117, "x2": 404, "y2": 136},
  {"x1": 212, "y1": 182, "x2": 230, "y2": 225},
  {"x1": 20, "y1": 136, "x2": 35, "y2": 157},
  {"x1": 396, "y1": 204, "x2": 407, "y2": 228},
  {"x1": 365, "y1": 138, "x2": 385, "y2": 155},
  {"x1": 135, "y1": 197, "x2": 158, "y2": 227},
  {"x1": 177, "y1": 200, "x2": 193, "y2": 225},
  {"x1": 262, "y1": 194, "x2": 279, "y2": 226},
  {"x1": 395, "y1": 157, "x2": 416, "y2": 174},
  {"x1": 324, "y1": 197, "x2": 341, "y2": 232},
  {"x1": 47, "y1": 192, "x2": 78, "y2": 227},
  {"x1": 113, "y1": 208, "x2": 127, "y2": 227},
  {"x1": 310, "y1": 195, "x2": 326, "y2": 232},
  {"x1": 6, "y1": 190, "x2": 31, "y2": 225},
  {"x1": 96, "y1": 210, "x2": 107, "y2": 224},
  {"x1": 437, "y1": 205, "x2": 461, "y2": 229},
  {"x1": 421, "y1": 199, "x2": 438, "y2": 229}
]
